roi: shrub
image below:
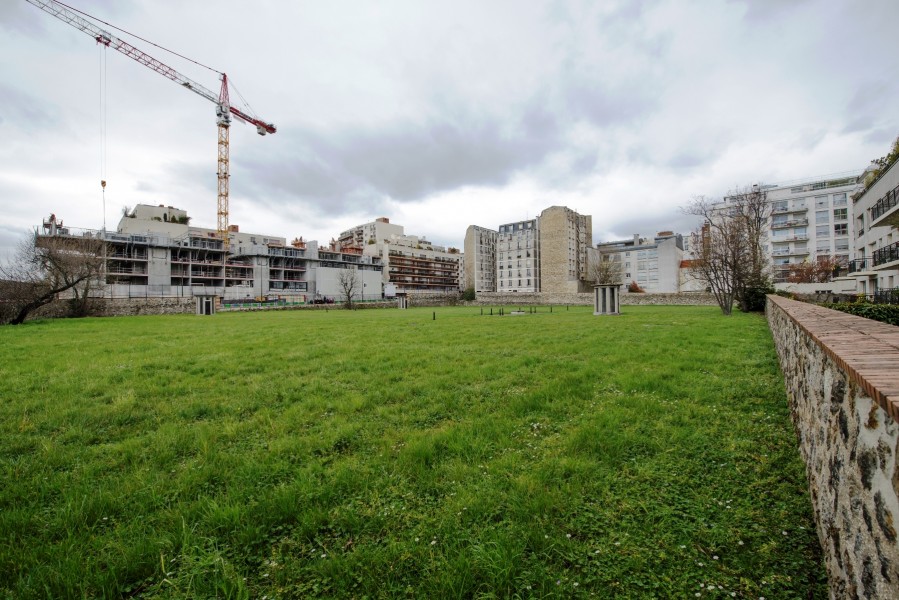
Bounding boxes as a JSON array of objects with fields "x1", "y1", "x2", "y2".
[
  {"x1": 627, "y1": 281, "x2": 645, "y2": 293},
  {"x1": 821, "y1": 302, "x2": 899, "y2": 326},
  {"x1": 461, "y1": 287, "x2": 476, "y2": 302}
]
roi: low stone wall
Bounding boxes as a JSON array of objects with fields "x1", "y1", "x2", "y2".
[
  {"x1": 473, "y1": 291, "x2": 716, "y2": 306},
  {"x1": 766, "y1": 295, "x2": 899, "y2": 599},
  {"x1": 30, "y1": 296, "x2": 195, "y2": 320}
]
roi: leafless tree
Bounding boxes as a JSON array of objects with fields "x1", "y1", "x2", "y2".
[
  {"x1": 588, "y1": 254, "x2": 623, "y2": 285},
  {"x1": 336, "y1": 267, "x2": 360, "y2": 309},
  {"x1": 684, "y1": 188, "x2": 772, "y2": 315},
  {"x1": 0, "y1": 234, "x2": 105, "y2": 325}
]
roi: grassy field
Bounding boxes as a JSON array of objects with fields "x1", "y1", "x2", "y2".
[{"x1": 0, "y1": 305, "x2": 826, "y2": 599}]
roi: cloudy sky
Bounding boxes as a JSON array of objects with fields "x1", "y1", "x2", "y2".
[{"x1": 2, "y1": 0, "x2": 898, "y2": 258}]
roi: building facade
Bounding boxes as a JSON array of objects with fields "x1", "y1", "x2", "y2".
[
  {"x1": 463, "y1": 225, "x2": 498, "y2": 292},
  {"x1": 496, "y1": 219, "x2": 539, "y2": 292},
  {"x1": 38, "y1": 204, "x2": 382, "y2": 302},
  {"x1": 538, "y1": 206, "x2": 592, "y2": 294},
  {"x1": 851, "y1": 161, "x2": 899, "y2": 300},
  {"x1": 753, "y1": 174, "x2": 859, "y2": 283},
  {"x1": 596, "y1": 232, "x2": 685, "y2": 293}
]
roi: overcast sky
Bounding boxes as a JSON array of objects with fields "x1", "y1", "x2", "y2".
[{"x1": 2, "y1": 0, "x2": 898, "y2": 258}]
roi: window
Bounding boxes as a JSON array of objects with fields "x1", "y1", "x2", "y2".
[
  {"x1": 835, "y1": 239, "x2": 849, "y2": 251},
  {"x1": 816, "y1": 225, "x2": 830, "y2": 237},
  {"x1": 773, "y1": 201, "x2": 788, "y2": 212},
  {"x1": 815, "y1": 196, "x2": 828, "y2": 208},
  {"x1": 816, "y1": 210, "x2": 829, "y2": 224},
  {"x1": 834, "y1": 223, "x2": 848, "y2": 236},
  {"x1": 833, "y1": 193, "x2": 847, "y2": 207},
  {"x1": 793, "y1": 199, "x2": 806, "y2": 209},
  {"x1": 833, "y1": 208, "x2": 847, "y2": 221}
]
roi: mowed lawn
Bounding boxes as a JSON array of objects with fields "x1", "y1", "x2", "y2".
[{"x1": 0, "y1": 305, "x2": 826, "y2": 599}]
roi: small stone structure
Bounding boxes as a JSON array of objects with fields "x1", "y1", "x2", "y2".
[
  {"x1": 593, "y1": 284, "x2": 620, "y2": 315},
  {"x1": 767, "y1": 295, "x2": 899, "y2": 599}
]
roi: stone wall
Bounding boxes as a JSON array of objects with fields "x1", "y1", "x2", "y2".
[
  {"x1": 31, "y1": 297, "x2": 196, "y2": 320},
  {"x1": 473, "y1": 291, "x2": 717, "y2": 306},
  {"x1": 766, "y1": 295, "x2": 899, "y2": 599}
]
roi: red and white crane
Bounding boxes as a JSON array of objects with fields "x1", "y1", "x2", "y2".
[{"x1": 26, "y1": 0, "x2": 276, "y2": 248}]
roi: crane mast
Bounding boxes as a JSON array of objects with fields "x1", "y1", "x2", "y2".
[{"x1": 26, "y1": 0, "x2": 276, "y2": 248}]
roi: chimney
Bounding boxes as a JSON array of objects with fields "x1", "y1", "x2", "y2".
[{"x1": 633, "y1": 234, "x2": 641, "y2": 246}]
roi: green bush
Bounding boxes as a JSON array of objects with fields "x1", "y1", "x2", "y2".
[
  {"x1": 821, "y1": 302, "x2": 899, "y2": 326},
  {"x1": 461, "y1": 287, "x2": 476, "y2": 301}
]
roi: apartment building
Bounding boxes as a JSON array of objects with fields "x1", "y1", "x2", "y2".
[
  {"x1": 538, "y1": 206, "x2": 592, "y2": 294},
  {"x1": 463, "y1": 225, "x2": 497, "y2": 292},
  {"x1": 496, "y1": 219, "x2": 539, "y2": 292},
  {"x1": 596, "y1": 232, "x2": 685, "y2": 293},
  {"x1": 851, "y1": 161, "x2": 899, "y2": 300},
  {"x1": 755, "y1": 173, "x2": 859, "y2": 283},
  {"x1": 38, "y1": 204, "x2": 381, "y2": 301},
  {"x1": 334, "y1": 218, "x2": 461, "y2": 294}
]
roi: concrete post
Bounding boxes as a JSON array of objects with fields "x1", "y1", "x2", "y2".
[{"x1": 593, "y1": 284, "x2": 620, "y2": 316}]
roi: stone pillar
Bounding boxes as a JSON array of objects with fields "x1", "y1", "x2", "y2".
[
  {"x1": 593, "y1": 284, "x2": 619, "y2": 316},
  {"x1": 397, "y1": 293, "x2": 408, "y2": 309}
]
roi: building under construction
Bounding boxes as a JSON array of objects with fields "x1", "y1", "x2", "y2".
[{"x1": 38, "y1": 204, "x2": 383, "y2": 302}]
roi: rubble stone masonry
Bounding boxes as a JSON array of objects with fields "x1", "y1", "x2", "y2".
[{"x1": 767, "y1": 295, "x2": 899, "y2": 599}]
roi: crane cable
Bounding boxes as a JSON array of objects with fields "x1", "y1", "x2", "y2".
[{"x1": 99, "y1": 41, "x2": 107, "y2": 231}]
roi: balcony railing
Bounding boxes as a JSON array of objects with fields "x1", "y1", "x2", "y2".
[
  {"x1": 870, "y1": 183, "x2": 899, "y2": 221},
  {"x1": 873, "y1": 241, "x2": 899, "y2": 266},
  {"x1": 873, "y1": 287, "x2": 899, "y2": 305},
  {"x1": 848, "y1": 258, "x2": 874, "y2": 274},
  {"x1": 770, "y1": 218, "x2": 808, "y2": 229}
]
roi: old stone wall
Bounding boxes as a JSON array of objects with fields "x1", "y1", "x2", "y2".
[
  {"x1": 767, "y1": 295, "x2": 899, "y2": 599},
  {"x1": 30, "y1": 296, "x2": 195, "y2": 320},
  {"x1": 473, "y1": 291, "x2": 717, "y2": 306}
]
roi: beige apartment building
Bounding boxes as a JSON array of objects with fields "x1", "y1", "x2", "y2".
[
  {"x1": 851, "y1": 160, "x2": 899, "y2": 300},
  {"x1": 467, "y1": 205, "x2": 593, "y2": 295}
]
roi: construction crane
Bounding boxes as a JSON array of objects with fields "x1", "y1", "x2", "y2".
[{"x1": 26, "y1": 0, "x2": 276, "y2": 248}]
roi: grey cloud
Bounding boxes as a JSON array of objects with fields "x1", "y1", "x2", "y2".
[
  {"x1": 731, "y1": 0, "x2": 812, "y2": 22},
  {"x1": 0, "y1": 83, "x2": 60, "y2": 129},
  {"x1": 242, "y1": 101, "x2": 567, "y2": 216}
]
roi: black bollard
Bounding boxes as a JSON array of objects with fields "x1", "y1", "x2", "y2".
[{"x1": 433, "y1": 312, "x2": 436, "y2": 321}]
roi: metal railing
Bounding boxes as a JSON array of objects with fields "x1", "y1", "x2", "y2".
[
  {"x1": 873, "y1": 241, "x2": 899, "y2": 266},
  {"x1": 870, "y1": 183, "x2": 899, "y2": 221},
  {"x1": 848, "y1": 258, "x2": 873, "y2": 274}
]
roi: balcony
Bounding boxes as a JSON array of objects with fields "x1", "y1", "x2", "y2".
[
  {"x1": 848, "y1": 258, "x2": 876, "y2": 274},
  {"x1": 873, "y1": 240, "x2": 899, "y2": 268},
  {"x1": 870, "y1": 183, "x2": 899, "y2": 228},
  {"x1": 770, "y1": 218, "x2": 808, "y2": 229}
]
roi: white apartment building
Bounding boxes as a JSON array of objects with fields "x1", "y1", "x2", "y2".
[
  {"x1": 496, "y1": 219, "x2": 539, "y2": 292},
  {"x1": 851, "y1": 161, "x2": 899, "y2": 300},
  {"x1": 755, "y1": 173, "x2": 860, "y2": 283},
  {"x1": 596, "y1": 232, "x2": 685, "y2": 293}
]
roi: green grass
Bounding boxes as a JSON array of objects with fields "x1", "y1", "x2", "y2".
[{"x1": 0, "y1": 306, "x2": 826, "y2": 599}]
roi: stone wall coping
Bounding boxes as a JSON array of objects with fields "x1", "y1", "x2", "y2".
[{"x1": 767, "y1": 294, "x2": 899, "y2": 422}]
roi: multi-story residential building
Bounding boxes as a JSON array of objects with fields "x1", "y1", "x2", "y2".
[
  {"x1": 538, "y1": 206, "x2": 592, "y2": 294},
  {"x1": 751, "y1": 173, "x2": 860, "y2": 283},
  {"x1": 336, "y1": 218, "x2": 462, "y2": 295},
  {"x1": 337, "y1": 217, "x2": 404, "y2": 249},
  {"x1": 851, "y1": 161, "x2": 899, "y2": 300},
  {"x1": 496, "y1": 218, "x2": 539, "y2": 292},
  {"x1": 463, "y1": 225, "x2": 497, "y2": 292},
  {"x1": 596, "y1": 232, "x2": 685, "y2": 293},
  {"x1": 38, "y1": 204, "x2": 382, "y2": 302},
  {"x1": 468, "y1": 205, "x2": 592, "y2": 294}
]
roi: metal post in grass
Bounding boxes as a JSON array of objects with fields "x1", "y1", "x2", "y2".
[
  {"x1": 593, "y1": 284, "x2": 620, "y2": 316},
  {"x1": 433, "y1": 311, "x2": 436, "y2": 321}
]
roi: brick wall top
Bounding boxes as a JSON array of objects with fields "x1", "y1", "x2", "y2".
[{"x1": 767, "y1": 295, "x2": 899, "y2": 421}]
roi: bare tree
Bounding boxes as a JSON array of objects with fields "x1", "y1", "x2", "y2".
[
  {"x1": 336, "y1": 267, "x2": 360, "y2": 309},
  {"x1": 684, "y1": 188, "x2": 772, "y2": 315},
  {"x1": 588, "y1": 254, "x2": 623, "y2": 285},
  {"x1": 0, "y1": 234, "x2": 105, "y2": 325}
]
